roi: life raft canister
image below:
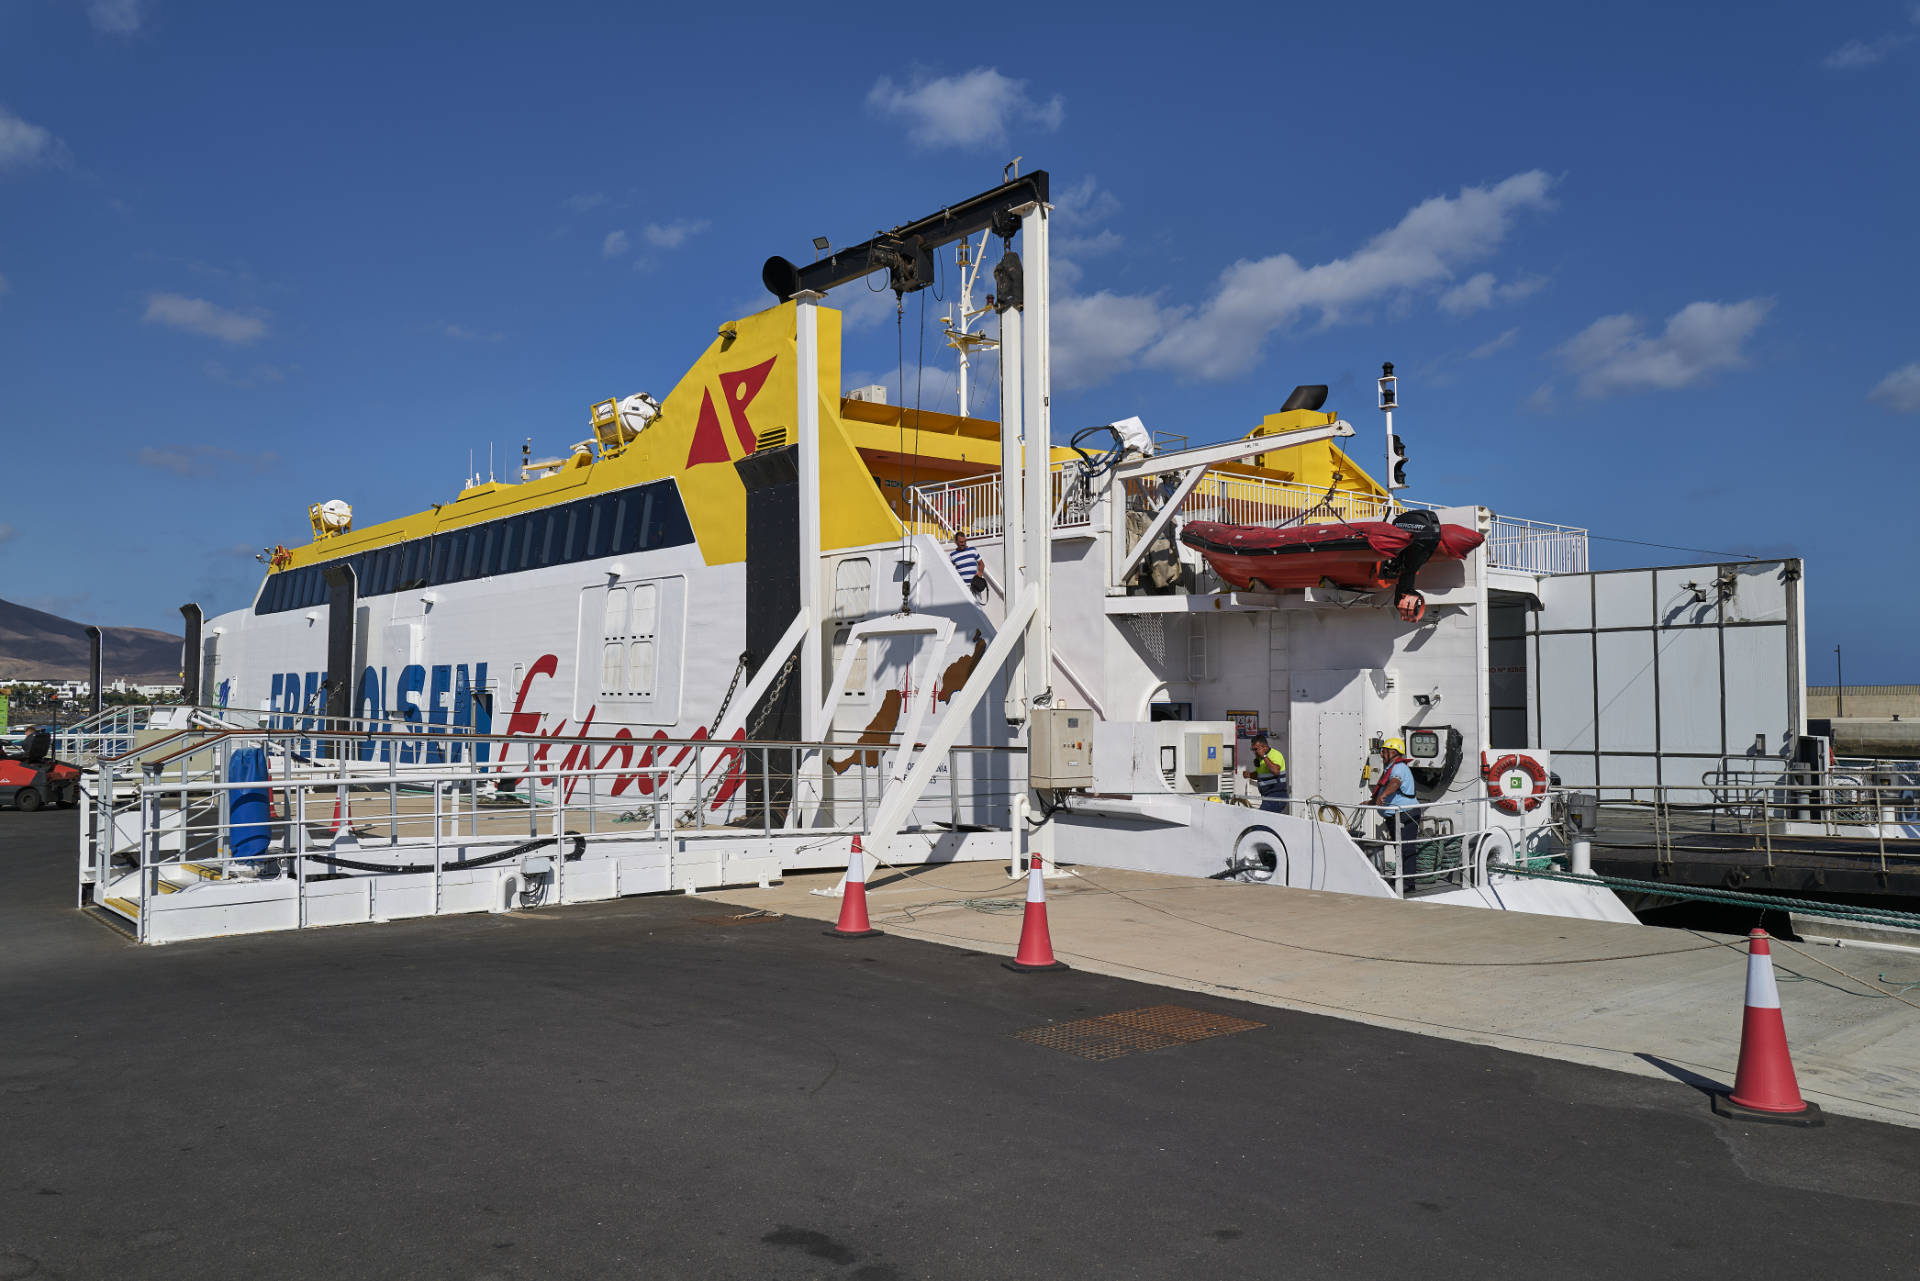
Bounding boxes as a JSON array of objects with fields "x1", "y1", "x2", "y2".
[{"x1": 1484, "y1": 752, "x2": 1547, "y2": 814}]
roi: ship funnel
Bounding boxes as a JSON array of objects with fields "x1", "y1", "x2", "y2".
[{"x1": 1280, "y1": 385, "x2": 1328, "y2": 412}]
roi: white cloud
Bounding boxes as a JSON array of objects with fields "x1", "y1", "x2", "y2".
[
  {"x1": 87, "y1": 0, "x2": 144, "y2": 35},
  {"x1": 1556, "y1": 298, "x2": 1772, "y2": 397},
  {"x1": 1469, "y1": 327, "x2": 1520, "y2": 359},
  {"x1": 1129, "y1": 170, "x2": 1556, "y2": 383},
  {"x1": 1823, "y1": 7, "x2": 1918, "y2": 71},
  {"x1": 1525, "y1": 383, "x2": 1556, "y2": 413},
  {"x1": 1052, "y1": 290, "x2": 1171, "y2": 390},
  {"x1": 1438, "y1": 272, "x2": 1498, "y2": 316},
  {"x1": 135, "y1": 444, "x2": 279, "y2": 477},
  {"x1": 1058, "y1": 228, "x2": 1123, "y2": 257},
  {"x1": 1441, "y1": 271, "x2": 1549, "y2": 315},
  {"x1": 642, "y1": 219, "x2": 710, "y2": 250},
  {"x1": 1053, "y1": 174, "x2": 1121, "y2": 228},
  {"x1": 601, "y1": 229, "x2": 629, "y2": 258},
  {"x1": 443, "y1": 323, "x2": 504, "y2": 343},
  {"x1": 0, "y1": 523, "x2": 15, "y2": 546},
  {"x1": 867, "y1": 67, "x2": 1064, "y2": 149},
  {"x1": 0, "y1": 106, "x2": 60, "y2": 172},
  {"x1": 564, "y1": 192, "x2": 608, "y2": 213},
  {"x1": 835, "y1": 286, "x2": 899, "y2": 332},
  {"x1": 1869, "y1": 362, "x2": 1920, "y2": 413},
  {"x1": 142, "y1": 293, "x2": 268, "y2": 344},
  {"x1": 1824, "y1": 34, "x2": 1911, "y2": 67}
]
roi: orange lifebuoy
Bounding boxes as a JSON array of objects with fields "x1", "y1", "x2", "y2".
[{"x1": 1484, "y1": 752, "x2": 1547, "y2": 814}]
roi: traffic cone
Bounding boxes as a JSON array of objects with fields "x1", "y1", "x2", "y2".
[
  {"x1": 824, "y1": 837, "x2": 881, "y2": 939},
  {"x1": 1003, "y1": 854, "x2": 1069, "y2": 973},
  {"x1": 1711, "y1": 929, "x2": 1823, "y2": 1126}
]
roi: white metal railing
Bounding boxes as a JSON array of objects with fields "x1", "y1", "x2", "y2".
[
  {"x1": 911, "y1": 470, "x2": 1095, "y2": 537},
  {"x1": 76, "y1": 718, "x2": 1025, "y2": 942},
  {"x1": 1486, "y1": 515, "x2": 1589, "y2": 575},
  {"x1": 1175, "y1": 471, "x2": 1394, "y2": 527}
]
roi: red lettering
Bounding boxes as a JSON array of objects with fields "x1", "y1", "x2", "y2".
[{"x1": 602, "y1": 729, "x2": 637, "y2": 797}]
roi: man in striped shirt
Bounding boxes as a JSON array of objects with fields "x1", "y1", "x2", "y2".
[{"x1": 948, "y1": 531, "x2": 985, "y2": 599}]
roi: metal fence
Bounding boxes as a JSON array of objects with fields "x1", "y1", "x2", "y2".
[{"x1": 1486, "y1": 514, "x2": 1590, "y2": 575}]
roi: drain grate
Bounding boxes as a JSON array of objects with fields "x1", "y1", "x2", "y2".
[{"x1": 1013, "y1": 1004, "x2": 1264, "y2": 1061}]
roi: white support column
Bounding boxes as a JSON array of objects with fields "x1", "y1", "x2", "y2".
[
  {"x1": 1018, "y1": 201, "x2": 1054, "y2": 873},
  {"x1": 997, "y1": 303, "x2": 1026, "y2": 724},
  {"x1": 795, "y1": 292, "x2": 824, "y2": 740},
  {"x1": 1020, "y1": 204, "x2": 1052, "y2": 707}
]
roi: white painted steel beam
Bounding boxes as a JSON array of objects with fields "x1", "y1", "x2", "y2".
[
  {"x1": 1114, "y1": 421, "x2": 1354, "y2": 481},
  {"x1": 1115, "y1": 463, "x2": 1207, "y2": 585},
  {"x1": 998, "y1": 303, "x2": 1025, "y2": 724},
  {"x1": 855, "y1": 585, "x2": 1039, "y2": 878},
  {"x1": 794, "y1": 293, "x2": 824, "y2": 740}
]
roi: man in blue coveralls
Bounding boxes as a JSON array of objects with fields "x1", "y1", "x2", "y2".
[
  {"x1": 1244, "y1": 731, "x2": 1288, "y2": 814},
  {"x1": 1371, "y1": 736, "x2": 1422, "y2": 877}
]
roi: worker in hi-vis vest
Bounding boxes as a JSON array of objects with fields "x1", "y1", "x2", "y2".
[{"x1": 1244, "y1": 731, "x2": 1288, "y2": 814}]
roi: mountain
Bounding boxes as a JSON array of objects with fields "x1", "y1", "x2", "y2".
[{"x1": 0, "y1": 597, "x2": 184, "y2": 684}]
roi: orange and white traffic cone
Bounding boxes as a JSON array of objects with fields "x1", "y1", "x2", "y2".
[
  {"x1": 1003, "y1": 853, "x2": 1069, "y2": 972},
  {"x1": 824, "y1": 837, "x2": 881, "y2": 940},
  {"x1": 1711, "y1": 929, "x2": 1822, "y2": 1126}
]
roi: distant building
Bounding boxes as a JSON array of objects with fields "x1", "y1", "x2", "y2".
[{"x1": 1807, "y1": 685, "x2": 1920, "y2": 720}]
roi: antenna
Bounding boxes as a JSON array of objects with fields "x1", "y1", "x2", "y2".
[
  {"x1": 943, "y1": 229, "x2": 999, "y2": 418},
  {"x1": 489, "y1": 442, "x2": 495, "y2": 482}
]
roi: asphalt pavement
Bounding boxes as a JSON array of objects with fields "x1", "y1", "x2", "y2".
[{"x1": 3, "y1": 809, "x2": 1917, "y2": 1279}]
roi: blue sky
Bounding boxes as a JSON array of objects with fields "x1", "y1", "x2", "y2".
[{"x1": 2, "y1": 1, "x2": 1916, "y2": 680}]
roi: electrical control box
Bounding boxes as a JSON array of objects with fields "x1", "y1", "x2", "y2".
[
  {"x1": 1030, "y1": 707, "x2": 1095, "y2": 789},
  {"x1": 1183, "y1": 731, "x2": 1223, "y2": 777}
]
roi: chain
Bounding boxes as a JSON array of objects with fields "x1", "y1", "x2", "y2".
[
  {"x1": 678, "y1": 647, "x2": 804, "y2": 826},
  {"x1": 710, "y1": 651, "x2": 751, "y2": 731},
  {"x1": 746, "y1": 649, "x2": 802, "y2": 740}
]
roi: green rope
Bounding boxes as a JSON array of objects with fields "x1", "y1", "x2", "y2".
[{"x1": 1497, "y1": 862, "x2": 1920, "y2": 931}]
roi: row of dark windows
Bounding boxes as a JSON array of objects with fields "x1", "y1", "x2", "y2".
[{"x1": 255, "y1": 480, "x2": 696, "y2": 615}]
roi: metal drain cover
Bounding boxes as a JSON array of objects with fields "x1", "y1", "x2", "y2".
[{"x1": 1014, "y1": 1004, "x2": 1264, "y2": 1061}]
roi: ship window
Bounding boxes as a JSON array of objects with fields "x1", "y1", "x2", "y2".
[
  {"x1": 608, "y1": 497, "x2": 632, "y2": 555},
  {"x1": 601, "y1": 642, "x2": 624, "y2": 692},
  {"x1": 604, "y1": 587, "x2": 628, "y2": 637},
  {"x1": 631, "y1": 491, "x2": 655, "y2": 549},
  {"x1": 492, "y1": 521, "x2": 514, "y2": 576},
  {"x1": 832, "y1": 558, "x2": 872, "y2": 620},
  {"x1": 628, "y1": 641, "x2": 655, "y2": 695},
  {"x1": 646, "y1": 484, "x2": 693, "y2": 548},
  {"x1": 585, "y1": 500, "x2": 607, "y2": 559},
  {"x1": 536, "y1": 512, "x2": 557, "y2": 567},
  {"x1": 400, "y1": 540, "x2": 429, "y2": 591},
  {"x1": 462, "y1": 529, "x2": 485, "y2": 580},
  {"x1": 430, "y1": 535, "x2": 454, "y2": 584},
  {"x1": 560, "y1": 506, "x2": 581, "y2": 563},
  {"x1": 630, "y1": 582, "x2": 658, "y2": 636}
]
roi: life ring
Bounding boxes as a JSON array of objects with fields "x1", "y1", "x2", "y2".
[{"x1": 1484, "y1": 752, "x2": 1547, "y2": 814}]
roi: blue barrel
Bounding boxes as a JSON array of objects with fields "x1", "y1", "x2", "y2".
[{"x1": 228, "y1": 746, "x2": 273, "y2": 864}]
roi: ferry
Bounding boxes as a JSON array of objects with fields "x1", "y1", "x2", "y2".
[{"x1": 75, "y1": 168, "x2": 1822, "y2": 943}]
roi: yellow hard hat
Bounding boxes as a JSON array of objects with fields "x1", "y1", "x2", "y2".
[{"x1": 1384, "y1": 737, "x2": 1406, "y2": 754}]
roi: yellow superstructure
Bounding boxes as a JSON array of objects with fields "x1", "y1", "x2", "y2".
[{"x1": 269, "y1": 299, "x2": 1380, "y2": 577}]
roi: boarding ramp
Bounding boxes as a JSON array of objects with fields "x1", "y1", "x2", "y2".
[{"x1": 75, "y1": 716, "x2": 1021, "y2": 945}]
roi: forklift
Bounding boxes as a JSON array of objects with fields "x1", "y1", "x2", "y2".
[{"x1": 0, "y1": 726, "x2": 80, "y2": 811}]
